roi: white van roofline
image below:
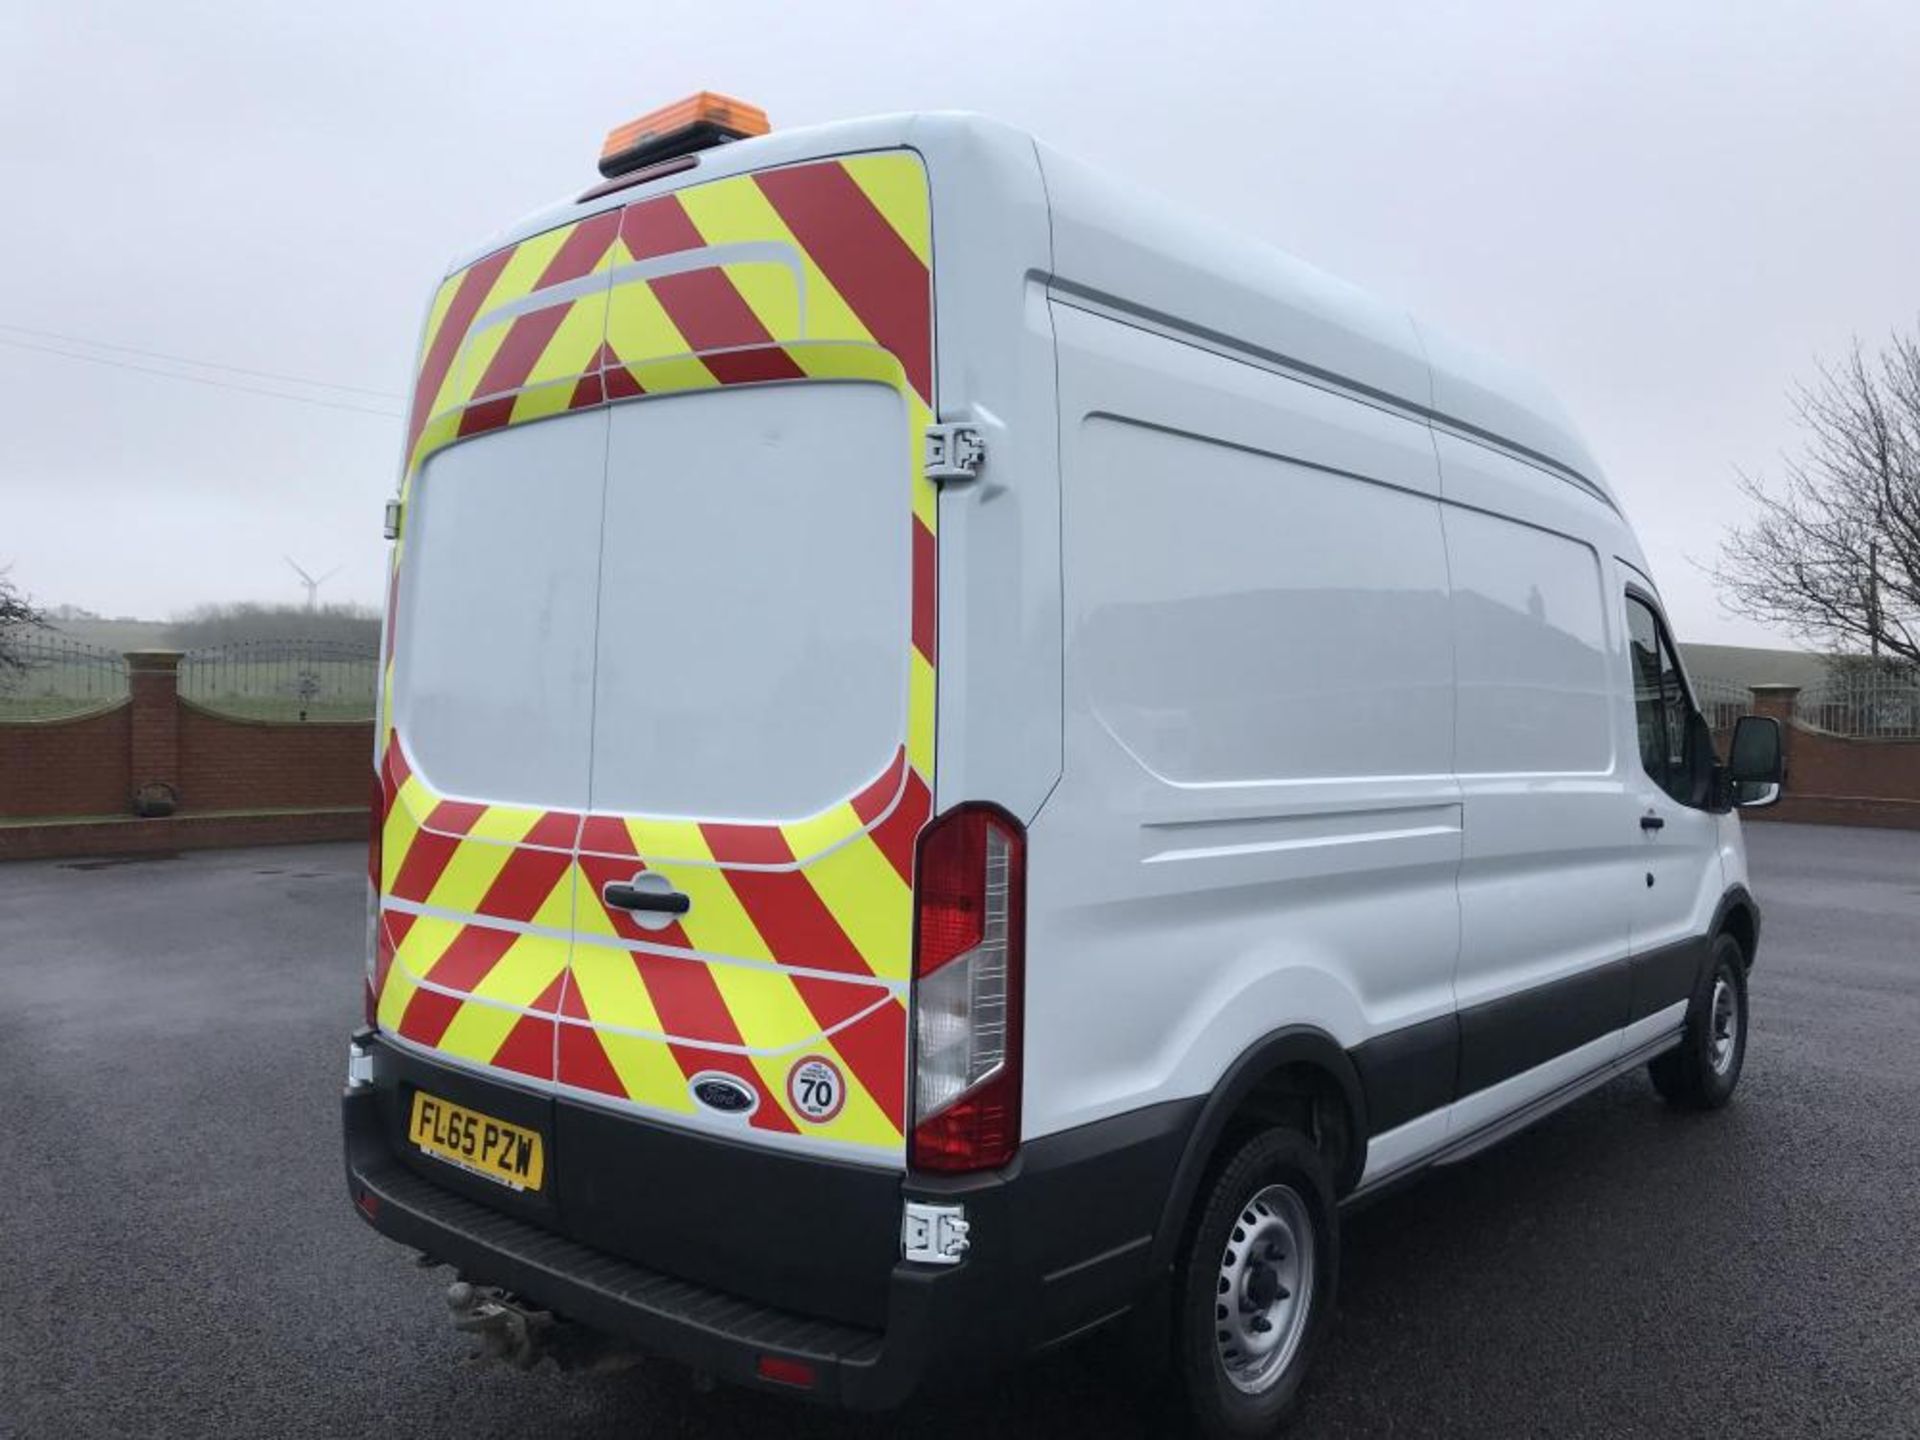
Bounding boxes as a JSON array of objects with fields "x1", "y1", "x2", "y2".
[
  {"x1": 457, "y1": 109, "x2": 1612, "y2": 508},
  {"x1": 1033, "y1": 137, "x2": 1614, "y2": 508}
]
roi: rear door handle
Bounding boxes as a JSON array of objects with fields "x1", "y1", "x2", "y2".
[
  {"x1": 603, "y1": 882, "x2": 691, "y2": 915},
  {"x1": 1639, "y1": 814, "x2": 1666, "y2": 832}
]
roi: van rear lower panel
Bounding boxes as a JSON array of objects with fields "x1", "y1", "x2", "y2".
[{"x1": 345, "y1": 1027, "x2": 1197, "y2": 1386}]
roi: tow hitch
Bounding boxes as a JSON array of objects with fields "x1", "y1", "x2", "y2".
[
  {"x1": 446, "y1": 1280, "x2": 553, "y2": 1368},
  {"x1": 443, "y1": 1277, "x2": 644, "y2": 1373}
]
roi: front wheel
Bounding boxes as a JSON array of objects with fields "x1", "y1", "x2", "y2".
[
  {"x1": 1173, "y1": 1128, "x2": 1337, "y2": 1438},
  {"x1": 1649, "y1": 932, "x2": 1748, "y2": 1109}
]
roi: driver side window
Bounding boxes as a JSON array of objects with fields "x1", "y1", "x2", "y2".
[{"x1": 1626, "y1": 594, "x2": 1706, "y2": 806}]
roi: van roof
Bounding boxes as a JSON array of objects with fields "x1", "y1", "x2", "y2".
[{"x1": 459, "y1": 110, "x2": 1613, "y2": 507}]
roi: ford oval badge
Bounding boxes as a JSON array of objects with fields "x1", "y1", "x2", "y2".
[{"x1": 689, "y1": 1071, "x2": 758, "y2": 1117}]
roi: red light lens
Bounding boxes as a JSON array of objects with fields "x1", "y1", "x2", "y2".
[
  {"x1": 755, "y1": 1355, "x2": 816, "y2": 1388},
  {"x1": 911, "y1": 1077, "x2": 1020, "y2": 1172},
  {"x1": 913, "y1": 807, "x2": 991, "y2": 977}
]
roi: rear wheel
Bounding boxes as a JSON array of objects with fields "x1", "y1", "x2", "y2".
[
  {"x1": 1173, "y1": 1128, "x2": 1336, "y2": 1437},
  {"x1": 1649, "y1": 932, "x2": 1748, "y2": 1109}
]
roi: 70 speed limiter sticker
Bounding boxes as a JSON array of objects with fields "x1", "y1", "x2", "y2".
[{"x1": 786, "y1": 1055, "x2": 847, "y2": 1123}]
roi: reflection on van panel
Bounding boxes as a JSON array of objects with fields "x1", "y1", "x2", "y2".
[
  {"x1": 1077, "y1": 418, "x2": 1454, "y2": 788},
  {"x1": 1446, "y1": 506, "x2": 1612, "y2": 776}
]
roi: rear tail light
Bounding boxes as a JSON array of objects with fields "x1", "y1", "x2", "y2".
[
  {"x1": 909, "y1": 804, "x2": 1025, "y2": 1174},
  {"x1": 364, "y1": 766, "x2": 385, "y2": 1027}
]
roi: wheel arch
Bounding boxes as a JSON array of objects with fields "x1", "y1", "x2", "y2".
[
  {"x1": 1712, "y1": 884, "x2": 1761, "y2": 969},
  {"x1": 1148, "y1": 1026, "x2": 1368, "y2": 1275}
]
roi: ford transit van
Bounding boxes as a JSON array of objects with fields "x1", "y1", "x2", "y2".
[{"x1": 342, "y1": 95, "x2": 1787, "y2": 1437}]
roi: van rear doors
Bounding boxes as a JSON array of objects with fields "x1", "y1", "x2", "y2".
[{"x1": 374, "y1": 152, "x2": 937, "y2": 1166}]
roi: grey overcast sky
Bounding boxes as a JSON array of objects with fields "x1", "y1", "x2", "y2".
[{"x1": 3, "y1": 1, "x2": 1917, "y2": 644}]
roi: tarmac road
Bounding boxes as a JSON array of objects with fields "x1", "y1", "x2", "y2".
[{"x1": 3, "y1": 821, "x2": 1916, "y2": 1438}]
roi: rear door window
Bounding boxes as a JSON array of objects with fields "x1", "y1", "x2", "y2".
[
  {"x1": 395, "y1": 409, "x2": 605, "y2": 809},
  {"x1": 589, "y1": 381, "x2": 912, "y2": 821}
]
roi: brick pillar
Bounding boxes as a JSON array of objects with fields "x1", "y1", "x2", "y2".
[
  {"x1": 125, "y1": 650, "x2": 183, "y2": 816},
  {"x1": 1749, "y1": 684, "x2": 1800, "y2": 767}
]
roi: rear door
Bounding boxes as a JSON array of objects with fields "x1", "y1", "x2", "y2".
[
  {"x1": 373, "y1": 411, "x2": 598, "y2": 1087},
  {"x1": 372, "y1": 209, "x2": 620, "y2": 1087},
  {"x1": 563, "y1": 155, "x2": 937, "y2": 1163},
  {"x1": 566, "y1": 382, "x2": 921, "y2": 1157}
]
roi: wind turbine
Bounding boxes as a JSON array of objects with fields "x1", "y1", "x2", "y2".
[{"x1": 285, "y1": 555, "x2": 341, "y2": 612}]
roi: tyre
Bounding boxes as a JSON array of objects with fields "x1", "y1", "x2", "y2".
[
  {"x1": 1173, "y1": 1128, "x2": 1337, "y2": 1438},
  {"x1": 1649, "y1": 932, "x2": 1748, "y2": 1109}
]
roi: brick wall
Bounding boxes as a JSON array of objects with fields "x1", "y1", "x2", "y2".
[
  {"x1": 1741, "y1": 684, "x2": 1920, "y2": 830},
  {"x1": 2, "y1": 649, "x2": 371, "y2": 860},
  {"x1": 178, "y1": 705, "x2": 371, "y2": 812},
  {"x1": 0, "y1": 702, "x2": 132, "y2": 819}
]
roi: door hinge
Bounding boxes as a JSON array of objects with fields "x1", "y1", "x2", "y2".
[
  {"x1": 924, "y1": 423, "x2": 986, "y2": 482},
  {"x1": 383, "y1": 497, "x2": 404, "y2": 541},
  {"x1": 345, "y1": 1034, "x2": 375, "y2": 1089},
  {"x1": 902, "y1": 1200, "x2": 970, "y2": 1265}
]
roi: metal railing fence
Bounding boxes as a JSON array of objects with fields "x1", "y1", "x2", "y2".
[
  {"x1": 1690, "y1": 676, "x2": 1756, "y2": 732},
  {"x1": 0, "y1": 633, "x2": 129, "y2": 718},
  {"x1": 1794, "y1": 671, "x2": 1920, "y2": 740},
  {"x1": 179, "y1": 639, "x2": 378, "y2": 722}
]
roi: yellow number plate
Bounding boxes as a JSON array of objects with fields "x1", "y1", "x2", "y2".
[{"x1": 408, "y1": 1091, "x2": 545, "y2": 1192}]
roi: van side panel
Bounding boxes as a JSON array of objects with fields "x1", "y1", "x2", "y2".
[
  {"x1": 1035, "y1": 142, "x2": 1432, "y2": 417},
  {"x1": 906, "y1": 115, "x2": 1062, "y2": 822},
  {"x1": 1027, "y1": 302, "x2": 1462, "y2": 1143},
  {"x1": 1432, "y1": 436, "x2": 1644, "y2": 1131},
  {"x1": 1430, "y1": 437, "x2": 1645, "y2": 1130}
]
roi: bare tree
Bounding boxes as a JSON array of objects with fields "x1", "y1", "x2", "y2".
[
  {"x1": 1715, "y1": 331, "x2": 1920, "y2": 668},
  {"x1": 0, "y1": 572, "x2": 48, "y2": 675}
]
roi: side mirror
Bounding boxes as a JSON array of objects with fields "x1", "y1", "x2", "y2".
[{"x1": 1728, "y1": 715, "x2": 1785, "y2": 808}]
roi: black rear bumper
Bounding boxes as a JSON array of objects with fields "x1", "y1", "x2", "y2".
[{"x1": 342, "y1": 1031, "x2": 1195, "y2": 1409}]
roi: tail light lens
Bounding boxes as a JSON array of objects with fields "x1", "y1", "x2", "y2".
[
  {"x1": 364, "y1": 766, "x2": 385, "y2": 1027},
  {"x1": 754, "y1": 1354, "x2": 816, "y2": 1389},
  {"x1": 910, "y1": 803, "x2": 1025, "y2": 1173}
]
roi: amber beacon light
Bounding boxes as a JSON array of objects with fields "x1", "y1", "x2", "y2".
[{"x1": 598, "y1": 92, "x2": 771, "y2": 177}]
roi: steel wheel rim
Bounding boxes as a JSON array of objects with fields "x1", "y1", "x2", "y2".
[
  {"x1": 1708, "y1": 975, "x2": 1739, "y2": 1075},
  {"x1": 1213, "y1": 1183, "x2": 1315, "y2": 1394}
]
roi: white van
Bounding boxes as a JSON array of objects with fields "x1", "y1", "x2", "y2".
[{"x1": 342, "y1": 96, "x2": 1787, "y2": 1436}]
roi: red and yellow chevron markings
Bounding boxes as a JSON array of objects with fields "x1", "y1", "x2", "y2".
[
  {"x1": 372, "y1": 151, "x2": 935, "y2": 1155},
  {"x1": 372, "y1": 739, "x2": 580, "y2": 1084}
]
